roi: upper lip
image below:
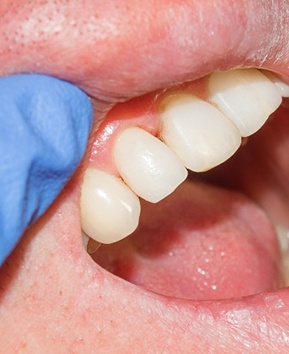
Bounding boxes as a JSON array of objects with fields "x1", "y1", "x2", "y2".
[{"x1": 1, "y1": 0, "x2": 289, "y2": 102}]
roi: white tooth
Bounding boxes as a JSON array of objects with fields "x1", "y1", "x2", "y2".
[
  {"x1": 209, "y1": 69, "x2": 282, "y2": 137},
  {"x1": 113, "y1": 127, "x2": 187, "y2": 203},
  {"x1": 81, "y1": 168, "x2": 140, "y2": 244},
  {"x1": 275, "y1": 224, "x2": 289, "y2": 253},
  {"x1": 160, "y1": 95, "x2": 241, "y2": 172},
  {"x1": 262, "y1": 71, "x2": 289, "y2": 97}
]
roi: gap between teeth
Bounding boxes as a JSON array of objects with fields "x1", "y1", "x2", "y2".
[{"x1": 81, "y1": 68, "x2": 287, "y2": 246}]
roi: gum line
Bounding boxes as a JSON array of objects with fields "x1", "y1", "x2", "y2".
[{"x1": 87, "y1": 77, "x2": 209, "y2": 175}]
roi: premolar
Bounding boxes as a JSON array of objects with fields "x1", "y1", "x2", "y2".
[
  {"x1": 160, "y1": 95, "x2": 242, "y2": 172},
  {"x1": 81, "y1": 169, "x2": 140, "y2": 243},
  {"x1": 113, "y1": 127, "x2": 187, "y2": 203},
  {"x1": 209, "y1": 69, "x2": 282, "y2": 136}
]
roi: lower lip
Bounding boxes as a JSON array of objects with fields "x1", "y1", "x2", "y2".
[
  {"x1": 86, "y1": 258, "x2": 289, "y2": 350},
  {"x1": 81, "y1": 180, "x2": 289, "y2": 350}
]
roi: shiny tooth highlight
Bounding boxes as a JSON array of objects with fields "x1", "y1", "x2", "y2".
[
  {"x1": 160, "y1": 95, "x2": 242, "y2": 172},
  {"x1": 209, "y1": 69, "x2": 282, "y2": 137},
  {"x1": 113, "y1": 127, "x2": 188, "y2": 203},
  {"x1": 81, "y1": 168, "x2": 140, "y2": 244},
  {"x1": 263, "y1": 71, "x2": 289, "y2": 97}
]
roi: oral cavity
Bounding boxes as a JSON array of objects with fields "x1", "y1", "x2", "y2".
[
  {"x1": 80, "y1": 68, "x2": 287, "y2": 246},
  {"x1": 91, "y1": 181, "x2": 283, "y2": 301}
]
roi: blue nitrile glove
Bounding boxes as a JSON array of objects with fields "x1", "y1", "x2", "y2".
[{"x1": 0, "y1": 74, "x2": 93, "y2": 265}]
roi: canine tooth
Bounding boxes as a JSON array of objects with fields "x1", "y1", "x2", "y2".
[
  {"x1": 263, "y1": 71, "x2": 289, "y2": 97},
  {"x1": 160, "y1": 95, "x2": 241, "y2": 172},
  {"x1": 81, "y1": 168, "x2": 140, "y2": 244},
  {"x1": 113, "y1": 127, "x2": 187, "y2": 203},
  {"x1": 209, "y1": 69, "x2": 282, "y2": 136}
]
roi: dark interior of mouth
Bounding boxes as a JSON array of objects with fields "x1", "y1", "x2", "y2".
[{"x1": 88, "y1": 95, "x2": 289, "y2": 302}]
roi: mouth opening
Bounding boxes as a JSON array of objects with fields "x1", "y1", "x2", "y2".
[{"x1": 82, "y1": 69, "x2": 289, "y2": 303}]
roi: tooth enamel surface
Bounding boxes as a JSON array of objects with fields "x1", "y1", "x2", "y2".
[
  {"x1": 263, "y1": 71, "x2": 289, "y2": 97},
  {"x1": 275, "y1": 224, "x2": 289, "y2": 253},
  {"x1": 209, "y1": 69, "x2": 282, "y2": 137},
  {"x1": 113, "y1": 127, "x2": 187, "y2": 203},
  {"x1": 81, "y1": 169, "x2": 140, "y2": 244},
  {"x1": 160, "y1": 95, "x2": 242, "y2": 172}
]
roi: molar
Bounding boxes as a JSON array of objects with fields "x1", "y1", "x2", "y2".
[
  {"x1": 159, "y1": 95, "x2": 242, "y2": 172},
  {"x1": 80, "y1": 169, "x2": 140, "y2": 243},
  {"x1": 113, "y1": 127, "x2": 188, "y2": 203},
  {"x1": 209, "y1": 68, "x2": 282, "y2": 136}
]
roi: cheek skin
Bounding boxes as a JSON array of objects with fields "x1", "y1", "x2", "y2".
[{"x1": 0, "y1": 0, "x2": 9, "y2": 13}]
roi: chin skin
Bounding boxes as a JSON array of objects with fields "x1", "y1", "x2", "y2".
[{"x1": 1, "y1": 0, "x2": 289, "y2": 352}]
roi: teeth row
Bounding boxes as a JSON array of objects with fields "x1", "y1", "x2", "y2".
[{"x1": 81, "y1": 68, "x2": 287, "y2": 246}]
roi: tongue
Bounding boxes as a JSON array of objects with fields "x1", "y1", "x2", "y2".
[{"x1": 92, "y1": 180, "x2": 282, "y2": 300}]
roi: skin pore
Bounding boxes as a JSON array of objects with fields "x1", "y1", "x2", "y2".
[{"x1": 1, "y1": 0, "x2": 289, "y2": 352}]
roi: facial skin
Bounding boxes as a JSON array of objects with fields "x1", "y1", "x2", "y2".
[{"x1": 0, "y1": 0, "x2": 289, "y2": 352}]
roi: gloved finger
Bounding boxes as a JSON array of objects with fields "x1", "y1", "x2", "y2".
[{"x1": 0, "y1": 74, "x2": 93, "y2": 265}]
